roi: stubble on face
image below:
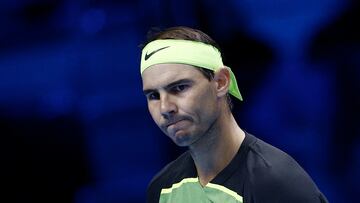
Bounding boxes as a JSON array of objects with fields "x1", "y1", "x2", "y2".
[{"x1": 142, "y1": 64, "x2": 220, "y2": 147}]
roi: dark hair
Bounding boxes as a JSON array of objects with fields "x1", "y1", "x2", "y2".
[{"x1": 143, "y1": 26, "x2": 233, "y2": 110}]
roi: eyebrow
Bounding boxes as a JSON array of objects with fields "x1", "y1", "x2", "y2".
[{"x1": 143, "y1": 79, "x2": 194, "y2": 95}]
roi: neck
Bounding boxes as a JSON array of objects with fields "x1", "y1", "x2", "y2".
[{"x1": 189, "y1": 111, "x2": 245, "y2": 186}]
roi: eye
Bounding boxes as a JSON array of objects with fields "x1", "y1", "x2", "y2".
[
  {"x1": 171, "y1": 85, "x2": 188, "y2": 93},
  {"x1": 147, "y1": 92, "x2": 160, "y2": 100}
]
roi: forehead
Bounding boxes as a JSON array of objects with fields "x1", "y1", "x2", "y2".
[{"x1": 142, "y1": 64, "x2": 204, "y2": 89}]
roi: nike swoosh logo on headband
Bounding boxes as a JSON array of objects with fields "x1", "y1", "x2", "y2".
[{"x1": 144, "y1": 46, "x2": 170, "y2": 61}]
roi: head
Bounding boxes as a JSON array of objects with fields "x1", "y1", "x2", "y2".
[
  {"x1": 144, "y1": 27, "x2": 234, "y2": 110},
  {"x1": 140, "y1": 26, "x2": 242, "y2": 147}
]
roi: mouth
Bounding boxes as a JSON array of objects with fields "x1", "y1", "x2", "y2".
[{"x1": 165, "y1": 119, "x2": 185, "y2": 128}]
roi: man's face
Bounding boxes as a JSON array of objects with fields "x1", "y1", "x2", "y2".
[{"x1": 142, "y1": 64, "x2": 220, "y2": 147}]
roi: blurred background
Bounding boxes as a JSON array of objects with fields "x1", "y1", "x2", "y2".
[{"x1": 1, "y1": 0, "x2": 359, "y2": 202}]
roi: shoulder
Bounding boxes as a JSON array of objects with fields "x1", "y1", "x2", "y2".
[
  {"x1": 244, "y1": 134, "x2": 327, "y2": 202},
  {"x1": 146, "y1": 151, "x2": 193, "y2": 203}
]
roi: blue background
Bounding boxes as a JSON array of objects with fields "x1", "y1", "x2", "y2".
[{"x1": 1, "y1": 0, "x2": 359, "y2": 202}]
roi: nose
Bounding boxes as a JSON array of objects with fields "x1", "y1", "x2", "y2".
[{"x1": 160, "y1": 94, "x2": 177, "y2": 119}]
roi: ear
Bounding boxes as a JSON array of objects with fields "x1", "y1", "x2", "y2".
[{"x1": 213, "y1": 67, "x2": 230, "y2": 98}]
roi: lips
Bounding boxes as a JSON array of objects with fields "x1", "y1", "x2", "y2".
[
  {"x1": 162, "y1": 116, "x2": 192, "y2": 129},
  {"x1": 165, "y1": 119, "x2": 185, "y2": 128}
]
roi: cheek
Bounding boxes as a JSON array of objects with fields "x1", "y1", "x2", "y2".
[
  {"x1": 148, "y1": 104, "x2": 161, "y2": 124},
  {"x1": 183, "y1": 88, "x2": 217, "y2": 120}
]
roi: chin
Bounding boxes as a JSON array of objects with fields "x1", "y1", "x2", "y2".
[
  {"x1": 173, "y1": 140, "x2": 192, "y2": 147},
  {"x1": 171, "y1": 131, "x2": 194, "y2": 147}
]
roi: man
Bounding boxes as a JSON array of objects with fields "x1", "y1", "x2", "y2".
[{"x1": 140, "y1": 26, "x2": 328, "y2": 203}]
